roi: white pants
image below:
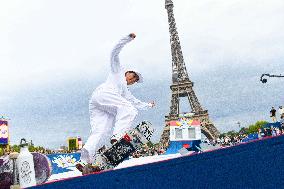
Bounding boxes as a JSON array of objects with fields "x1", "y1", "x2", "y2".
[{"x1": 81, "y1": 88, "x2": 138, "y2": 163}]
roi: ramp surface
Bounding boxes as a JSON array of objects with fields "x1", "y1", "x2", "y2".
[{"x1": 31, "y1": 135, "x2": 284, "y2": 189}]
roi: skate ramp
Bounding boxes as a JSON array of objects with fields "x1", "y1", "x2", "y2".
[{"x1": 31, "y1": 135, "x2": 284, "y2": 189}]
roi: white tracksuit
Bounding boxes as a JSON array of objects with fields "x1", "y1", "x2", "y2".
[{"x1": 81, "y1": 35, "x2": 151, "y2": 163}]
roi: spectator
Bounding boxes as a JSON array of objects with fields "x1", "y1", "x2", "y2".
[
  {"x1": 267, "y1": 127, "x2": 272, "y2": 136},
  {"x1": 276, "y1": 127, "x2": 280, "y2": 135},
  {"x1": 258, "y1": 128, "x2": 263, "y2": 138},
  {"x1": 280, "y1": 114, "x2": 284, "y2": 124},
  {"x1": 263, "y1": 128, "x2": 268, "y2": 137},
  {"x1": 272, "y1": 127, "x2": 276, "y2": 136},
  {"x1": 281, "y1": 123, "x2": 284, "y2": 134},
  {"x1": 280, "y1": 115, "x2": 284, "y2": 132},
  {"x1": 279, "y1": 106, "x2": 284, "y2": 118},
  {"x1": 270, "y1": 107, "x2": 277, "y2": 122}
]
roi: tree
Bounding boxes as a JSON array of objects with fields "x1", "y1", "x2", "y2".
[
  {"x1": 247, "y1": 120, "x2": 268, "y2": 134},
  {"x1": 0, "y1": 147, "x2": 4, "y2": 156},
  {"x1": 226, "y1": 130, "x2": 238, "y2": 137},
  {"x1": 12, "y1": 145, "x2": 20, "y2": 153},
  {"x1": 28, "y1": 145, "x2": 35, "y2": 152}
]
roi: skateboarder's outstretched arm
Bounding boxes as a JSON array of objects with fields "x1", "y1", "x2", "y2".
[
  {"x1": 110, "y1": 33, "x2": 136, "y2": 73},
  {"x1": 124, "y1": 88, "x2": 155, "y2": 110}
]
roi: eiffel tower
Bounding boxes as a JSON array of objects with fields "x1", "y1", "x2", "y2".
[{"x1": 160, "y1": 0, "x2": 220, "y2": 147}]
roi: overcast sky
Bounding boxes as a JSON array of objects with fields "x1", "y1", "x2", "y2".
[{"x1": 1, "y1": 0, "x2": 284, "y2": 148}]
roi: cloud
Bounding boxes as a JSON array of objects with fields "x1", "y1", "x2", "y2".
[{"x1": 1, "y1": 0, "x2": 283, "y2": 89}]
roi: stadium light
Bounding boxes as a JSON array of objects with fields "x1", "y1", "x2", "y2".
[{"x1": 260, "y1": 73, "x2": 284, "y2": 83}]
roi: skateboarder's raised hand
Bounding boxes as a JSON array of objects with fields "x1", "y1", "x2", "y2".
[
  {"x1": 129, "y1": 33, "x2": 136, "y2": 39},
  {"x1": 110, "y1": 34, "x2": 136, "y2": 74}
]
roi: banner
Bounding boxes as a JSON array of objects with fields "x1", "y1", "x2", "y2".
[
  {"x1": 0, "y1": 120, "x2": 8, "y2": 145},
  {"x1": 47, "y1": 153, "x2": 81, "y2": 174}
]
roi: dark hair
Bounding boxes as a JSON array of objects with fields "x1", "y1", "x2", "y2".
[{"x1": 125, "y1": 71, "x2": 139, "y2": 81}]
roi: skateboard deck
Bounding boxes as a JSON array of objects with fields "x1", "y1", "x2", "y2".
[{"x1": 80, "y1": 121, "x2": 154, "y2": 174}]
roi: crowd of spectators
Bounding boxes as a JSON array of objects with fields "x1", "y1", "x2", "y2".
[
  {"x1": 204, "y1": 134, "x2": 248, "y2": 147},
  {"x1": 209, "y1": 125, "x2": 284, "y2": 147},
  {"x1": 258, "y1": 124, "x2": 284, "y2": 138},
  {"x1": 203, "y1": 108, "x2": 284, "y2": 147},
  {"x1": 264, "y1": 105, "x2": 284, "y2": 137},
  {"x1": 131, "y1": 144, "x2": 166, "y2": 158}
]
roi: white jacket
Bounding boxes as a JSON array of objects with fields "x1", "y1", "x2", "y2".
[{"x1": 95, "y1": 35, "x2": 151, "y2": 110}]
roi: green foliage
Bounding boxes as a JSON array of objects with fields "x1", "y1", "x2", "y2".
[
  {"x1": 227, "y1": 130, "x2": 238, "y2": 137},
  {"x1": 28, "y1": 145, "x2": 35, "y2": 152},
  {"x1": 0, "y1": 142, "x2": 51, "y2": 155},
  {"x1": 221, "y1": 120, "x2": 269, "y2": 136},
  {"x1": 220, "y1": 130, "x2": 238, "y2": 138},
  {"x1": 12, "y1": 145, "x2": 20, "y2": 153},
  {"x1": 247, "y1": 120, "x2": 268, "y2": 134},
  {"x1": 0, "y1": 147, "x2": 4, "y2": 156},
  {"x1": 239, "y1": 127, "x2": 249, "y2": 135}
]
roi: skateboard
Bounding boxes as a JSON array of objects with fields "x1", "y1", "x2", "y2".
[{"x1": 79, "y1": 121, "x2": 154, "y2": 174}]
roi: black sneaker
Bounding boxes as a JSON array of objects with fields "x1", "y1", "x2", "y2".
[
  {"x1": 110, "y1": 133, "x2": 123, "y2": 144},
  {"x1": 82, "y1": 163, "x2": 101, "y2": 175},
  {"x1": 110, "y1": 138, "x2": 118, "y2": 145}
]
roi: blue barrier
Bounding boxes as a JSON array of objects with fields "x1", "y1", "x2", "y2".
[
  {"x1": 165, "y1": 140, "x2": 201, "y2": 154},
  {"x1": 31, "y1": 135, "x2": 284, "y2": 189},
  {"x1": 242, "y1": 133, "x2": 259, "y2": 142},
  {"x1": 264, "y1": 122, "x2": 281, "y2": 128}
]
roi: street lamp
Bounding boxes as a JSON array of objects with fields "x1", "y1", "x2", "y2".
[
  {"x1": 236, "y1": 121, "x2": 241, "y2": 128},
  {"x1": 260, "y1": 73, "x2": 284, "y2": 83}
]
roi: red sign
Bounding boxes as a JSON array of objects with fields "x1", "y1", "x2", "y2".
[{"x1": 123, "y1": 134, "x2": 131, "y2": 142}]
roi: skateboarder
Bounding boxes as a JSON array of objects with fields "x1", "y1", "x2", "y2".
[{"x1": 80, "y1": 33, "x2": 155, "y2": 166}]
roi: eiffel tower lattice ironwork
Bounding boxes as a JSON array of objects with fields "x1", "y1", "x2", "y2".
[{"x1": 160, "y1": 0, "x2": 220, "y2": 146}]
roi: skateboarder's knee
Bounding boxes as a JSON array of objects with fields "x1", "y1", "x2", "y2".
[{"x1": 117, "y1": 106, "x2": 137, "y2": 118}]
